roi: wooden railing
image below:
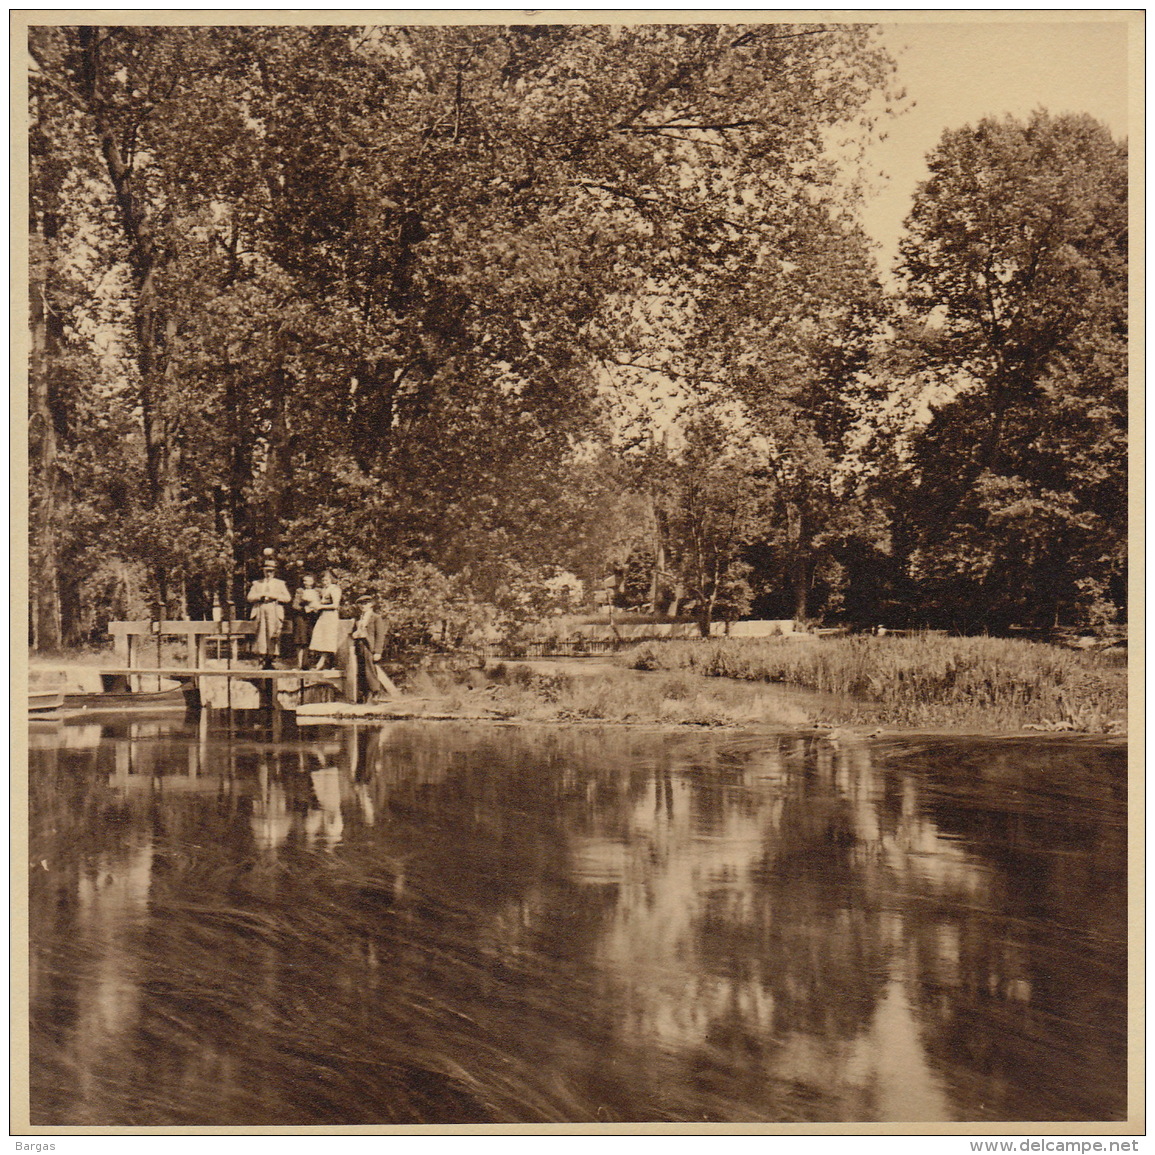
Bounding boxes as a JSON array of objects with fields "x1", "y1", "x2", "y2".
[{"x1": 106, "y1": 620, "x2": 358, "y2": 702}]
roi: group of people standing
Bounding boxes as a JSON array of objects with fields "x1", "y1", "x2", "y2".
[
  {"x1": 288, "y1": 570, "x2": 344, "y2": 669},
  {"x1": 245, "y1": 554, "x2": 394, "y2": 700},
  {"x1": 246, "y1": 556, "x2": 342, "y2": 669}
]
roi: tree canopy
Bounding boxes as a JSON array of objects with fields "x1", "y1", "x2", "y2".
[
  {"x1": 27, "y1": 21, "x2": 900, "y2": 641},
  {"x1": 25, "y1": 25, "x2": 1128, "y2": 647},
  {"x1": 891, "y1": 111, "x2": 1127, "y2": 630}
]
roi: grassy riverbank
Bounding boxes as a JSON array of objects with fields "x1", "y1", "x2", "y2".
[
  {"x1": 27, "y1": 632, "x2": 1128, "y2": 735},
  {"x1": 623, "y1": 634, "x2": 1127, "y2": 733},
  {"x1": 469, "y1": 663, "x2": 813, "y2": 728}
]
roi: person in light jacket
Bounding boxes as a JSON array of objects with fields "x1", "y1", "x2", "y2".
[{"x1": 247, "y1": 556, "x2": 291, "y2": 669}]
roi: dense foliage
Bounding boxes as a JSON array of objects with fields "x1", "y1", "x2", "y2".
[
  {"x1": 887, "y1": 112, "x2": 1128, "y2": 631},
  {"x1": 25, "y1": 24, "x2": 1126, "y2": 647}
]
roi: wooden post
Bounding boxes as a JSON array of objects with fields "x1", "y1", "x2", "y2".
[
  {"x1": 126, "y1": 632, "x2": 139, "y2": 692},
  {"x1": 341, "y1": 625, "x2": 357, "y2": 703}
]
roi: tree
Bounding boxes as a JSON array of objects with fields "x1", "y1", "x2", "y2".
[
  {"x1": 732, "y1": 214, "x2": 892, "y2": 623},
  {"x1": 586, "y1": 25, "x2": 899, "y2": 625},
  {"x1": 613, "y1": 188, "x2": 894, "y2": 624},
  {"x1": 26, "y1": 22, "x2": 898, "y2": 642},
  {"x1": 28, "y1": 26, "x2": 265, "y2": 622},
  {"x1": 893, "y1": 112, "x2": 1127, "y2": 629},
  {"x1": 28, "y1": 50, "x2": 148, "y2": 645},
  {"x1": 635, "y1": 412, "x2": 770, "y2": 635}
]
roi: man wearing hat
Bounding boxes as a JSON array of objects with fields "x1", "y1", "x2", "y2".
[
  {"x1": 246, "y1": 551, "x2": 292, "y2": 669},
  {"x1": 351, "y1": 593, "x2": 396, "y2": 700}
]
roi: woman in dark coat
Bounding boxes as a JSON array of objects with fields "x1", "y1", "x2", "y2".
[{"x1": 291, "y1": 573, "x2": 321, "y2": 668}]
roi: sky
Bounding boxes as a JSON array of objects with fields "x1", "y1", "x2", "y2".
[{"x1": 857, "y1": 17, "x2": 1134, "y2": 278}]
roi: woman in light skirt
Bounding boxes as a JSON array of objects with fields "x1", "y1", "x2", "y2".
[{"x1": 310, "y1": 570, "x2": 342, "y2": 668}]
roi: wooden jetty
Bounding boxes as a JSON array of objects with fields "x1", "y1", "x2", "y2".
[{"x1": 105, "y1": 619, "x2": 359, "y2": 708}]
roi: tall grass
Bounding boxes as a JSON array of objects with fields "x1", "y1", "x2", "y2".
[
  {"x1": 624, "y1": 635, "x2": 1127, "y2": 732},
  {"x1": 479, "y1": 664, "x2": 811, "y2": 728}
]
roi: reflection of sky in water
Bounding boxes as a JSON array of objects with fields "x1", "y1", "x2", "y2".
[
  {"x1": 564, "y1": 737, "x2": 987, "y2": 1120},
  {"x1": 29, "y1": 719, "x2": 1127, "y2": 1125},
  {"x1": 69, "y1": 841, "x2": 153, "y2": 1107}
]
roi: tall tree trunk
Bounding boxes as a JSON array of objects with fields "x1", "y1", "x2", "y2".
[
  {"x1": 788, "y1": 504, "x2": 810, "y2": 623},
  {"x1": 649, "y1": 538, "x2": 665, "y2": 614},
  {"x1": 648, "y1": 494, "x2": 669, "y2": 616},
  {"x1": 262, "y1": 363, "x2": 292, "y2": 546},
  {"x1": 696, "y1": 591, "x2": 715, "y2": 637},
  {"x1": 135, "y1": 273, "x2": 170, "y2": 505},
  {"x1": 28, "y1": 227, "x2": 62, "y2": 651},
  {"x1": 791, "y1": 555, "x2": 809, "y2": 623},
  {"x1": 220, "y1": 360, "x2": 252, "y2": 616},
  {"x1": 79, "y1": 28, "x2": 174, "y2": 510}
]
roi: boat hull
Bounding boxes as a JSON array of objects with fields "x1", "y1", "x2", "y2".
[
  {"x1": 29, "y1": 690, "x2": 65, "y2": 714},
  {"x1": 60, "y1": 687, "x2": 194, "y2": 715}
]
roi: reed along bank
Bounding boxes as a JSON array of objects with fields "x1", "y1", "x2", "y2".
[{"x1": 622, "y1": 634, "x2": 1126, "y2": 733}]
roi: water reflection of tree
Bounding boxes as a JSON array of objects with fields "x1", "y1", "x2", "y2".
[
  {"x1": 553, "y1": 735, "x2": 911, "y2": 1119},
  {"x1": 522, "y1": 733, "x2": 1125, "y2": 1122},
  {"x1": 891, "y1": 741, "x2": 1127, "y2": 1121},
  {"x1": 29, "y1": 726, "x2": 159, "y2": 1123},
  {"x1": 32, "y1": 720, "x2": 647, "y2": 1122},
  {"x1": 28, "y1": 719, "x2": 1126, "y2": 1125}
]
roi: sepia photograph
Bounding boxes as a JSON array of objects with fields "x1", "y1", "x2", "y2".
[{"x1": 15, "y1": 9, "x2": 1140, "y2": 1134}]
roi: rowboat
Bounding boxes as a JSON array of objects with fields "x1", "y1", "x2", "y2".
[
  {"x1": 29, "y1": 688, "x2": 65, "y2": 714},
  {"x1": 62, "y1": 686, "x2": 191, "y2": 712},
  {"x1": 64, "y1": 686, "x2": 188, "y2": 709}
]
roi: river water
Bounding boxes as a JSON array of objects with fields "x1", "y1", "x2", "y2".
[{"x1": 27, "y1": 711, "x2": 1128, "y2": 1126}]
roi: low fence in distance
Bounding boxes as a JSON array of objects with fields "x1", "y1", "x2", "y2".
[
  {"x1": 481, "y1": 619, "x2": 798, "y2": 659},
  {"x1": 481, "y1": 638, "x2": 629, "y2": 660}
]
